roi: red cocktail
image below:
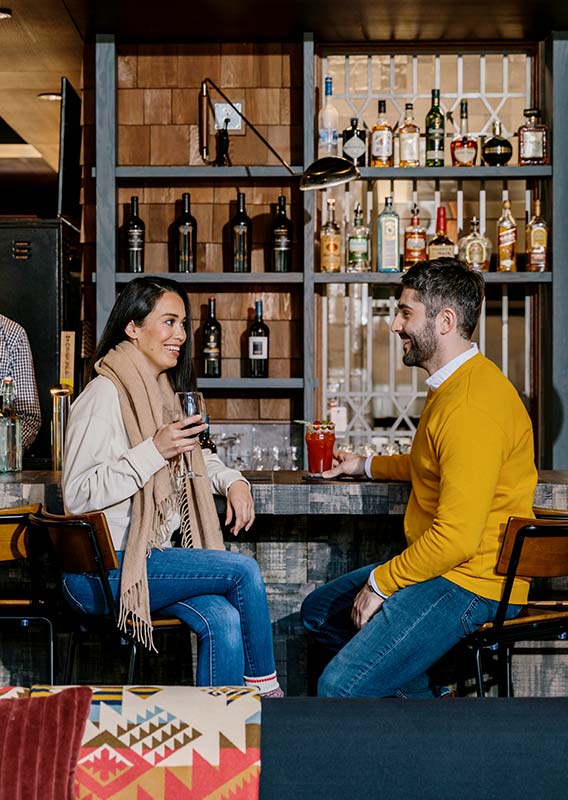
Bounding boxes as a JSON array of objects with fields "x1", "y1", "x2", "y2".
[{"x1": 305, "y1": 421, "x2": 336, "y2": 475}]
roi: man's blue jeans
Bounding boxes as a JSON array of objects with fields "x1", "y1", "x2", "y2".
[
  {"x1": 63, "y1": 548, "x2": 276, "y2": 686},
  {"x1": 301, "y1": 564, "x2": 522, "y2": 697}
]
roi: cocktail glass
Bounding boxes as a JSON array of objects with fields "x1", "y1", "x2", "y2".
[{"x1": 305, "y1": 423, "x2": 336, "y2": 475}]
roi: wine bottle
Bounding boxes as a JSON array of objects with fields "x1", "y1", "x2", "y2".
[
  {"x1": 247, "y1": 300, "x2": 269, "y2": 378},
  {"x1": 0, "y1": 377, "x2": 22, "y2": 472},
  {"x1": 202, "y1": 296, "x2": 222, "y2": 378},
  {"x1": 231, "y1": 192, "x2": 252, "y2": 273},
  {"x1": 199, "y1": 415, "x2": 217, "y2": 453},
  {"x1": 174, "y1": 192, "x2": 197, "y2": 273},
  {"x1": 125, "y1": 195, "x2": 145, "y2": 273},
  {"x1": 271, "y1": 195, "x2": 293, "y2": 272}
]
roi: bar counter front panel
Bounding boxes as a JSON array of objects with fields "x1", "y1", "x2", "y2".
[{"x1": 0, "y1": 470, "x2": 566, "y2": 695}]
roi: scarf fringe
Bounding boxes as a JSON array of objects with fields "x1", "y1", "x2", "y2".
[{"x1": 118, "y1": 581, "x2": 158, "y2": 654}]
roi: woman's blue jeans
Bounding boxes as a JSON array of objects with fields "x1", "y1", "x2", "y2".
[
  {"x1": 301, "y1": 564, "x2": 522, "y2": 698},
  {"x1": 62, "y1": 547, "x2": 276, "y2": 686}
]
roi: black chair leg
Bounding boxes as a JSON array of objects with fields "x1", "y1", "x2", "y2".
[
  {"x1": 127, "y1": 640, "x2": 137, "y2": 684},
  {"x1": 474, "y1": 647, "x2": 485, "y2": 697},
  {"x1": 64, "y1": 629, "x2": 79, "y2": 683},
  {"x1": 497, "y1": 645, "x2": 513, "y2": 697}
]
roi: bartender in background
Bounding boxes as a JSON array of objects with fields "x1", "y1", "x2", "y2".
[{"x1": 0, "y1": 313, "x2": 41, "y2": 449}]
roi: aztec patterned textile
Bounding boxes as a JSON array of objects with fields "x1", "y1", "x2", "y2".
[{"x1": 3, "y1": 685, "x2": 262, "y2": 800}]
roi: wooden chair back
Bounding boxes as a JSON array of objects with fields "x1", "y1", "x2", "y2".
[
  {"x1": 0, "y1": 504, "x2": 41, "y2": 561},
  {"x1": 29, "y1": 508, "x2": 118, "y2": 574},
  {"x1": 497, "y1": 516, "x2": 568, "y2": 579}
]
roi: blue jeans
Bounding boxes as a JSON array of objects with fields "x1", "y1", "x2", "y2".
[
  {"x1": 301, "y1": 564, "x2": 522, "y2": 698},
  {"x1": 63, "y1": 548, "x2": 276, "y2": 686}
]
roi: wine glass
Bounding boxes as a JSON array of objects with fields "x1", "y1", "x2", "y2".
[{"x1": 174, "y1": 391, "x2": 206, "y2": 480}]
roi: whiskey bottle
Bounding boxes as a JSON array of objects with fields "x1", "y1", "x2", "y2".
[
  {"x1": 450, "y1": 100, "x2": 477, "y2": 167},
  {"x1": 0, "y1": 377, "x2": 22, "y2": 472},
  {"x1": 347, "y1": 203, "x2": 370, "y2": 272},
  {"x1": 320, "y1": 198, "x2": 342, "y2": 273},
  {"x1": 457, "y1": 216, "x2": 492, "y2": 272},
  {"x1": 125, "y1": 195, "x2": 145, "y2": 273},
  {"x1": 481, "y1": 121, "x2": 512, "y2": 166},
  {"x1": 318, "y1": 76, "x2": 339, "y2": 158},
  {"x1": 398, "y1": 103, "x2": 420, "y2": 167},
  {"x1": 525, "y1": 199, "x2": 548, "y2": 272},
  {"x1": 271, "y1": 195, "x2": 293, "y2": 272},
  {"x1": 247, "y1": 300, "x2": 269, "y2": 378},
  {"x1": 518, "y1": 108, "x2": 549, "y2": 166},
  {"x1": 202, "y1": 296, "x2": 222, "y2": 378},
  {"x1": 496, "y1": 199, "x2": 517, "y2": 272},
  {"x1": 371, "y1": 100, "x2": 393, "y2": 168},
  {"x1": 404, "y1": 206, "x2": 427, "y2": 267},
  {"x1": 425, "y1": 89, "x2": 445, "y2": 167},
  {"x1": 342, "y1": 117, "x2": 367, "y2": 166},
  {"x1": 377, "y1": 197, "x2": 400, "y2": 273},
  {"x1": 231, "y1": 191, "x2": 252, "y2": 273},
  {"x1": 428, "y1": 207, "x2": 455, "y2": 259},
  {"x1": 174, "y1": 192, "x2": 197, "y2": 273}
]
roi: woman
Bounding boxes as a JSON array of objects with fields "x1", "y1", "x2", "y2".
[{"x1": 62, "y1": 276, "x2": 282, "y2": 695}]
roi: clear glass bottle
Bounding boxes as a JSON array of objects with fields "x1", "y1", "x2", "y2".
[
  {"x1": 450, "y1": 100, "x2": 477, "y2": 166},
  {"x1": 318, "y1": 76, "x2": 339, "y2": 158},
  {"x1": 481, "y1": 121, "x2": 513, "y2": 166},
  {"x1": 320, "y1": 198, "x2": 342, "y2": 273},
  {"x1": 496, "y1": 199, "x2": 517, "y2": 272},
  {"x1": 125, "y1": 195, "x2": 145, "y2": 273},
  {"x1": 398, "y1": 103, "x2": 420, "y2": 167},
  {"x1": 425, "y1": 89, "x2": 445, "y2": 167},
  {"x1": 342, "y1": 117, "x2": 367, "y2": 166},
  {"x1": 347, "y1": 203, "x2": 371, "y2": 272},
  {"x1": 377, "y1": 197, "x2": 400, "y2": 272},
  {"x1": 371, "y1": 100, "x2": 393, "y2": 168},
  {"x1": 404, "y1": 205, "x2": 427, "y2": 267},
  {"x1": 0, "y1": 376, "x2": 22, "y2": 472},
  {"x1": 271, "y1": 195, "x2": 293, "y2": 272},
  {"x1": 458, "y1": 216, "x2": 492, "y2": 271},
  {"x1": 231, "y1": 191, "x2": 252, "y2": 273},
  {"x1": 525, "y1": 199, "x2": 548, "y2": 272},
  {"x1": 518, "y1": 108, "x2": 549, "y2": 166},
  {"x1": 428, "y1": 207, "x2": 455, "y2": 259}
]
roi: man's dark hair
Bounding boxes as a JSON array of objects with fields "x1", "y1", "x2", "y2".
[{"x1": 401, "y1": 258, "x2": 485, "y2": 339}]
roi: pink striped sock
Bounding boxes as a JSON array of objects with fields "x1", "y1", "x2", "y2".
[{"x1": 244, "y1": 671, "x2": 280, "y2": 694}]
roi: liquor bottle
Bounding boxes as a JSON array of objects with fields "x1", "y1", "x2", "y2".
[
  {"x1": 496, "y1": 199, "x2": 517, "y2": 272},
  {"x1": 377, "y1": 197, "x2": 400, "y2": 273},
  {"x1": 202, "y1": 296, "x2": 222, "y2": 378},
  {"x1": 371, "y1": 100, "x2": 393, "y2": 168},
  {"x1": 320, "y1": 198, "x2": 342, "y2": 273},
  {"x1": 125, "y1": 195, "x2": 145, "y2": 273},
  {"x1": 525, "y1": 199, "x2": 548, "y2": 272},
  {"x1": 425, "y1": 89, "x2": 445, "y2": 167},
  {"x1": 481, "y1": 121, "x2": 513, "y2": 166},
  {"x1": 398, "y1": 103, "x2": 420, "y2": 167},
  {"x1": 450, "y1": 100, "x2": 477, "y2": 166},
  {"x1": 518, "y1": 108, "x2": 549, "y2": 166},
  {"x1": 199, "y1": 415, "x2": 217, "y2": 453},
  {"x1": 247, "y1": 300, "x2": 269, "y2": 378},
  {"x1": 342, "y1": 117, "x2": 367, "y2": 166},
  {"x1": 318, "y1": 76, "x2": 339, "y2": 158},
  {"x1": 457, "y1": 216, "x2": 492, "y2": 272},
  {"x1": 404, "y1": 205, "x2": 427, "y2": 267},
  {"x1": 0, "y1": 377, "x2": 22, "y2": 472},
  {"x1": 231, "y1": 191, "x2": 252, "y2": 273},
  {"x1": 174, "y1": 192, "x2": 197, "y2": 273},
  {"x1": 347, "y1": 203, "x2": 371, "y2": 272},
  {"x1": 271, "y1": 195, "x2": 293, "y2": 273},
  {"x1": 428, "y1": 207, "x2": 455, "y2": 259}
]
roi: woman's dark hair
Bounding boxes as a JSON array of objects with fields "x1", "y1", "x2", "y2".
[
  {"x1": 401, "y1": 258, "x2": 485, "y2": 339},
  {"x1": 92, "y1": 276, "x2": 195, "y2": 390}
]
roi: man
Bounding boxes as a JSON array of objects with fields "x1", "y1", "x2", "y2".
[
  {"x1": 0, "y1": 313, "x2": 41, "y2": 450},
  {"x1": 301, "y1": 258, "x2": 537, "y2": 697}
]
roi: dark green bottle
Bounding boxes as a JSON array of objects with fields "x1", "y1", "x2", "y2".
[{"x1": 425, "y1": 89, "x2": 445, "y2": 167}]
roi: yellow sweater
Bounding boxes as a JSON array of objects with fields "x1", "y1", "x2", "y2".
[{"x1": 371, "y1": 353, "x2": 537, "y2": 604}]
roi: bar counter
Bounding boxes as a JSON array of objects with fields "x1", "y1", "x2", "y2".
[{"x1": 2, "y1": 469, "x2": 568, "y2": 514}]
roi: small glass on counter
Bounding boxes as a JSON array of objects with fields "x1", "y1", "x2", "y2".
[{"x1": 305, "y1": 420, "x2": 336, "y2": 475}]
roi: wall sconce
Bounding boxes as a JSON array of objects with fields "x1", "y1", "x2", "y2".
[{"x1": 199, "y1": 78, "x2": 360, "y2": 191}]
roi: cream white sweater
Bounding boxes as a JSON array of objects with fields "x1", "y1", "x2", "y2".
[{"x1": 62, "y1": 376, "x2": 247, "y2": 550}]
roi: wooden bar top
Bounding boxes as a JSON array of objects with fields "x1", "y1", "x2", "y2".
[{"x1": 1, "y1": 469, "x2": 567, "y2": 515}]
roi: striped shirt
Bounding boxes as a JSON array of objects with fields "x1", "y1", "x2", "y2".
[{"x1": 0, "y1": 314, "x2": 41, "y2": 450}]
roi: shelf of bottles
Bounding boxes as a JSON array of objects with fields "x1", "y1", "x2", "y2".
[{"x1": 315, "y1": 48, "x2": 550, "y2": 451}]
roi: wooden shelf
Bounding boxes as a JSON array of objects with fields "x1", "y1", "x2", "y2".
[{"x1": 196, "y1": 378, "x2": 304, "y2": 390}]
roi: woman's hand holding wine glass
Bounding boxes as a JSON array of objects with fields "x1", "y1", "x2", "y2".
[{"x1": 153, "y1": 414, "x2": 207, "y2": 461}]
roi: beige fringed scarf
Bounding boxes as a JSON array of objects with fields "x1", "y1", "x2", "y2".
[{"x1": 96, "y1": 340, "x2": 224, "y2": 650}]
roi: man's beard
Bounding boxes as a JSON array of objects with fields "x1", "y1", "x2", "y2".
[{"x1": 400, "y1": 318, "x2": 437, "y2": 367}]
